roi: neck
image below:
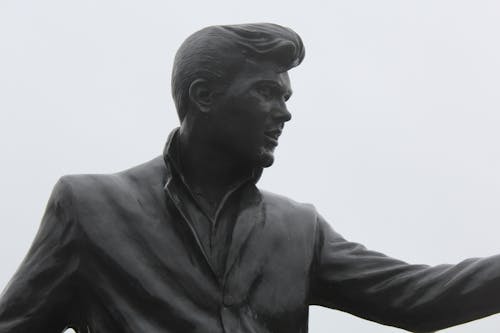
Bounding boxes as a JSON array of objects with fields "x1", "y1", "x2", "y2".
[{"x1": 177, "y1": 124, "x2": 253, "y2": 204}]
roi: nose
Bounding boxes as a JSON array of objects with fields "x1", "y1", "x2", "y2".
[{"x1": 272, "y1": 101, "x2": 292, "y2": 123}]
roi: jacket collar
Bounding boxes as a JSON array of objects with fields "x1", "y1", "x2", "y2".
[
  {"x1": 162, "y1": 127, "x2": 263, "y2": 186},
  {"x1": 162, "y1": 127, "x2": 265, "y2": 284}
]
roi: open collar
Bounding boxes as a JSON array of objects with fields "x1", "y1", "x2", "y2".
[
  {"x1": 162, "y1": 127, "x2": 263, "y2": 189},
  {"x1": 161, "y1": 127, "x2": 265, "y2": 284}
]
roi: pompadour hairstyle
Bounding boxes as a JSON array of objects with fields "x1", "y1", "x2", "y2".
[{"x1": 171, "y1": 23, "x2": 305, "y2": 121}]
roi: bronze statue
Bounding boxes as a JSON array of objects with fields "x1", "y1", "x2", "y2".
[{"x1": 1, "y1": 23, "x2": 500, "y2": 333}]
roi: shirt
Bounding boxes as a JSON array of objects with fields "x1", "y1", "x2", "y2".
[{"x1": 164, "y1": 128, "x2": 255, "y2": 281}]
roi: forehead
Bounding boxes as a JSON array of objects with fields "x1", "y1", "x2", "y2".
[{"x1": 230, "y1": 59, "x2": 291, "y2": 90}]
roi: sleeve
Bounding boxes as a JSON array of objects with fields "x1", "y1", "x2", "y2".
[
  {"x1": 308, "y1": 213, "x2": 500, "y2": 333},
  {"x1": 0, "y1": 177, "x2": 82, "y2": 333}
]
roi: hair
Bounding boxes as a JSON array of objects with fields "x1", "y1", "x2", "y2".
[{"x1": 171, "y1": 23, "x2": 305, "y2": 121}]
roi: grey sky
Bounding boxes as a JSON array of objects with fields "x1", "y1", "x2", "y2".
[{"x1": 1, "y1": 1, "x2": 500, "y2": 331}]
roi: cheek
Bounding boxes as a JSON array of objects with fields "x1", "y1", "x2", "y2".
[
  {"x1": 237, "y1": 98, "x2": 271, "y2": 127},
  {"x1": 221, "y1": 107, "x2": 264, "y2": 138},
  {"x1": 216, "y1": 96, "x2": 272, "y2": 150}
]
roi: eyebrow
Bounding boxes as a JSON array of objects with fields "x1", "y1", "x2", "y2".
[{"x1": 257, "y1": 80, "x2": 293, "y2": 97}]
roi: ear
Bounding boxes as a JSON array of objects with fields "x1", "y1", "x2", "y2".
[{"x1": 188, "y1": 79, "x2": 215, "y2": 113}]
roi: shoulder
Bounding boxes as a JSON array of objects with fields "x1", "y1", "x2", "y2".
[
  {"x1": 55, "y1": 156, "x2": 165, "y2": 202},
  {"x1": 260, "y1": 189, "x2": 318, "y2": 224},
  {"x1": 261, "y1": 189, "x2": 316, "y2": 212}
]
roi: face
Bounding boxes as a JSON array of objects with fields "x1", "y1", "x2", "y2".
[{"x1": 208, "y1": 60, "x2": 293, "y2": 168}]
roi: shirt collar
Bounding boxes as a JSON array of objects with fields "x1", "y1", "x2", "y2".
[{"x1": 162, "y1": 127, "x2": 263, "y2": 186}]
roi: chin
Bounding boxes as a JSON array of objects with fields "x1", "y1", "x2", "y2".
[{"x1": 256, "y1": 149, "x2": 275, "y2": 168}]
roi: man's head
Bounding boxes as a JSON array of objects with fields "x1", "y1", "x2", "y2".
[{"x1": 172, "y1": 23, "x2": 305, "y2": 168}]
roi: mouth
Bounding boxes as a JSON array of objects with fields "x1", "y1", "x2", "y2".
[{"x1": 263, "y1": 128, "x2": 282, "y2": 147}]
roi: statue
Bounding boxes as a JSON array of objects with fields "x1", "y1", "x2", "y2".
[{"x1": 1, "y1": 23, "x2": 500, "y2": 333}]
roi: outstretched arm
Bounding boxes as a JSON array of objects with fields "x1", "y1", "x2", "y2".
[
  {"x1": 0, "y1": 178, "x2": 81, "y2": 333},
  {"x1": 309, "y1": 213, "x2": 500, "y2": 333}
]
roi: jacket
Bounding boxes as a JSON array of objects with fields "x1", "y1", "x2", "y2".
[{"x1": 1, "y1": 138, "x2": 500, "y2": 332}]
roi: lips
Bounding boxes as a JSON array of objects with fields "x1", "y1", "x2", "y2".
[{"x1": 264, "y1": 128, "x2": 282, "y2": 146}]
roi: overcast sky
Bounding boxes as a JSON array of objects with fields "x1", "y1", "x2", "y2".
[{"x1": 2, "y1": 1, "x2": 500, "y2": 332}]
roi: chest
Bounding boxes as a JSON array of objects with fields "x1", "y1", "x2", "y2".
[{"x1": 77, "y1": 198, "x2": 316, "y2": 315}]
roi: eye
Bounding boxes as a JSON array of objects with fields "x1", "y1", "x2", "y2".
[{"x1": 256, "y1": 86, "x2": 273, "y2": 100}]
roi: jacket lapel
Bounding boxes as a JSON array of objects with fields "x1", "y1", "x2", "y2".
[
  {"x1": 163, "y1": 176, "x2": 221, "y2": 282},
  {"x1": 161, "y1": 128, "x2": 218, "y2": 279},
  {"x1": 161, "y1": 127, "x2": 266, "y2": 284},
  {"x1": 224, "y1": 185, "x2": 265, "y2": 279}
]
